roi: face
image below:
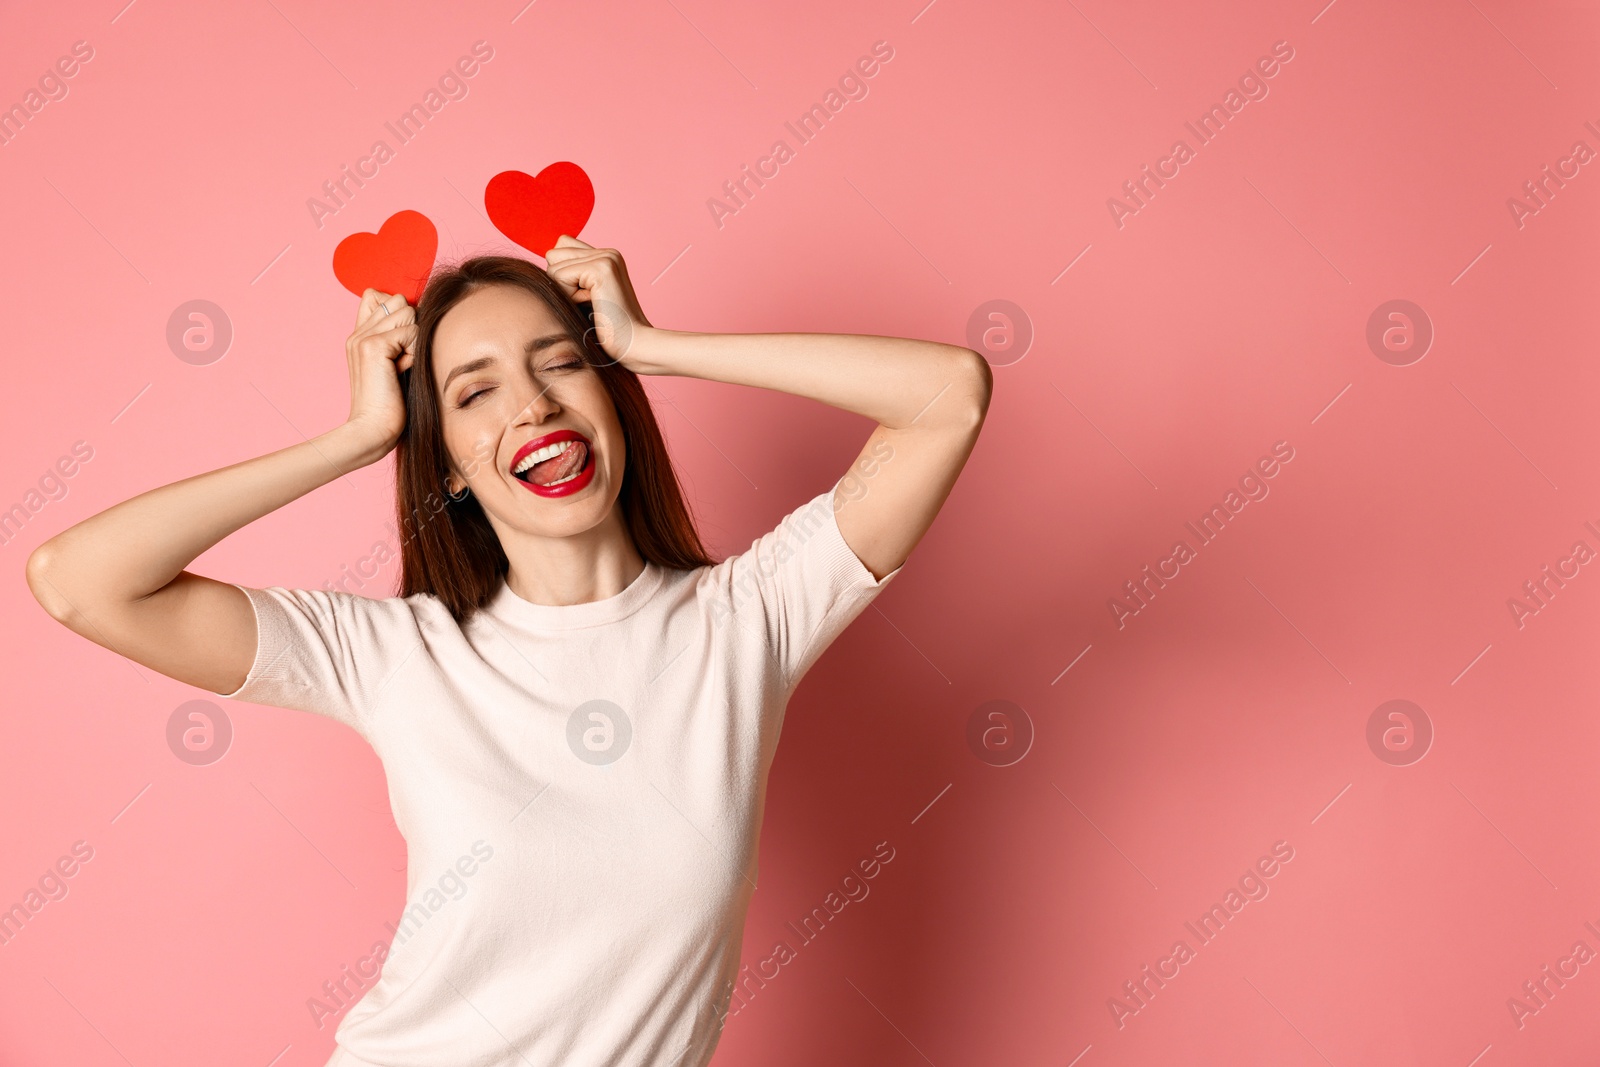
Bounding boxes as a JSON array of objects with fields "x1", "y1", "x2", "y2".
[{"x1": 430, "y1": 284, "x2": 625, "y2": 540}]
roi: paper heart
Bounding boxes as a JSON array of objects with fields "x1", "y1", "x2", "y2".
[
  {"x1": 332, "y1": 210, "x2": 438, "y2": 305},
  {"x1": 484, "y1": 162, "x2": 595, "y2": 257}
]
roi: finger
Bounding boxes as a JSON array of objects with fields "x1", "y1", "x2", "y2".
[
  {"x1": 542, "y1": 267, "x2": 586, "y2": 299},
  {"x1": 354, "y1": 323, "x2": 415, "y2": 368},
  {"x1": 544, "y1": 257, "x2": 613, "y2": 296},
  {"x1": 373, "y1": 321, "x2": 416, "y2": 350},
  {"x1": 398, "y1": 323, "x2": 418, "y2": 370},
  {"x1": 546, "y1": 242, "x2": 601, "y2": 266},
  {"x1": 378, "y1": 292, "x2": 410, "y2": 317},
  {"x1": 392, "y1": 322, "x2": 420, "y2": 366},
  {"x1": 546, "y1": 244, "x2": 611, "y2": 266},
  {"x1": 357, "y1": 289, "x2": 387, "y2": 329},
  {"x1": 361, "y1": 299, "x2": 414, "y2": 337},
  {"x1": 546, "y1": 249, "x2": 610, "y2": 270},
  {"x1": 359, "y1": 292, "x2": 398, "y2": 333}
]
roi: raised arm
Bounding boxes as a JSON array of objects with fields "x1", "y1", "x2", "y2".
[
  {"x1": 628, "y1": 330, "x2": 989, "y2": 580},
  {"x1": 25, "y1": 289, "x2": 418, "y2": 695},
  {"x1": 544, "y1": 236, "x2": 994, "y2": 581}
]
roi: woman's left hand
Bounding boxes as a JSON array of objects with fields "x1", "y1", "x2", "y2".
[{"x1": 544, "y1": 235, "x2": 655, "y2": 370}]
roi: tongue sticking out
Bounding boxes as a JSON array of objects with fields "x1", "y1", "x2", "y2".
[{"x1": 527, "y1": 441, "x2": 590, "y2": 486}]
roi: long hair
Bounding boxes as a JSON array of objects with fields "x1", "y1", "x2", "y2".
[{"x1": 393, "y1": 255, "x2": 715, "y2": 623}]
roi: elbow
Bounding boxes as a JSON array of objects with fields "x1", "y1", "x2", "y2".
[
  {"x1": 26, "y1": 541, "x2": 78, "y2": 626},
  {"x1": 954, "y1": 349, "x2": 993, "y2": 430}
]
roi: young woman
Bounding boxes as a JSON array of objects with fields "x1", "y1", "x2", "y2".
[{"x1": 26, "y1": 236, "x2": 992, "y2": 1067}]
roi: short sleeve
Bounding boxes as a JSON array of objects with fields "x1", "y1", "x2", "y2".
[
  {"x1": 212, "y1": 585, "x2": 414, "y2": 739},
  {"x1": 713, "y1": 477, "x2": 905, "y2": 691}
]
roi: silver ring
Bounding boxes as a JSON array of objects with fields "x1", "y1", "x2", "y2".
[{"x1": 379, "y1": 300, "x2": 390, "y2": 315}]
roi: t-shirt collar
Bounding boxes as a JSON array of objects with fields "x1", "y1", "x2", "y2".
[{"x1": 484, "y1": 560, "x2": 665, "y2": 630}]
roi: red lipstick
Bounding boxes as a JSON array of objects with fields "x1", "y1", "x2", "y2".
[{"x1": 509, "y1": 429, "x2": 595, "y2": 498}]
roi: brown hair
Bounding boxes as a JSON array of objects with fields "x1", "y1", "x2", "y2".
[{"x1": 392, "y1": 255, "x2": 715, "y2": 623}]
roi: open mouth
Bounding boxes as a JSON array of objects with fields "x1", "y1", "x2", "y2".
[{"x1": 509, "y1": 430, "x2": 595, "y2": 496}]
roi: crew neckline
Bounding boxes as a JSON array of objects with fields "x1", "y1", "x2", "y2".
[{"x1": 484, "y1": 559, "x2": 666, "y2": 630}]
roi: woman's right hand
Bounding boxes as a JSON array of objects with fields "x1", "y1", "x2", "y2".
[{"x1": 342, "y1": 288, "x2": 418, "y2": 461}]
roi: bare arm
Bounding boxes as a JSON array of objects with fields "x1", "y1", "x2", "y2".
[
  {"x1": 543, "y1": 236, "x2": 994, "y2": 582},
  {"x1": 628, "y1": 330, "x2": 991, "y2": 580},
  {"x1": 26, "y1": 289, "x2": 418, "y2": 695}
]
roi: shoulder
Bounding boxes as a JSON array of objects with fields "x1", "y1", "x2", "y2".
[
  {"x1": 220, "y1": 585, "x2": 461, "y2": 719},
  {"x1": 243, "y1": 584, "x2": 453, "y2": 645},
  {"x1": 687, "y1": 482, "x2": 896, "y2": 639}
]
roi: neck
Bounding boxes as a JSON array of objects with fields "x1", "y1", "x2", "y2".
[{"x1": 499, "y1": 505, "x2": 647, "y2": 607}]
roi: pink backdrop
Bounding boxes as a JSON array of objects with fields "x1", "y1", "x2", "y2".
[{"x1": 3, "y1": 0, "x2": 1599, "y2": 1063}]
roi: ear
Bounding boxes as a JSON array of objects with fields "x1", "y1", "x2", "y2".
[
  {"x1": 332, "y1": 210, "x2": 438, "y2": 304},
  {"x1": 443, "y1": 460, "x2": 473, "y2": 499}
]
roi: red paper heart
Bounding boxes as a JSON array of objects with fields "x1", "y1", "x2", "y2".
[
  {"x1": 484, "y1": 162, "x2": 595, "y2": 257},
  {"x1": 332, "y1": 210, "x2": 438, "y2": 304}
]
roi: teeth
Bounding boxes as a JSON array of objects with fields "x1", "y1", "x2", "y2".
[
  {"x1": 544, "y1": 468, "x2": 583, "y2": 486},
  {"x1": 513, "y1": 439, "x2": 578, "y2": 475}
]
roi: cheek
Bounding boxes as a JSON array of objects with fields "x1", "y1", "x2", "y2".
[
  {"x1": 466, "y1": 429, "x2": 502, "y2": 480},
  {"x1": 578, "y1": 383, "x2": 624, "y2": 468},
  {"x1": 596, "y1": 411, "x2": 626, "y2": 472},
  {"x1": 443, "y1": 412, "x2": 503, "y2": 481}
]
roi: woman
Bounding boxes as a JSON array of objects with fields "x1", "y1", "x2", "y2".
[{"x1": 26, "y1": 235, "x2": 992, "y2": 1066}]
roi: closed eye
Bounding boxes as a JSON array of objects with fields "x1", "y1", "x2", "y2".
[{"x1": 459, "y1": 359, "x2": 582, "y2": 406}]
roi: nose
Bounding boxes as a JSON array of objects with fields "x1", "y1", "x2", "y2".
[{"x1": 508, "y1": 368, "x2": 561, "y2": 430}]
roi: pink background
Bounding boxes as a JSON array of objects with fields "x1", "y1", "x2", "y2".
[{"x1": 3, "y1": 0, "x2": 1599, "y2": 1063}]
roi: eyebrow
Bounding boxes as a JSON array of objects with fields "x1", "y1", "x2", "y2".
[{"x1": 440, "y1": 332, "x2": 575, "y2": 393}]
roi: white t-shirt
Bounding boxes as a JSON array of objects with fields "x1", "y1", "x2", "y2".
[{"x1": 216, "y1": 479, "x2": 902, "y2": 1067}]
